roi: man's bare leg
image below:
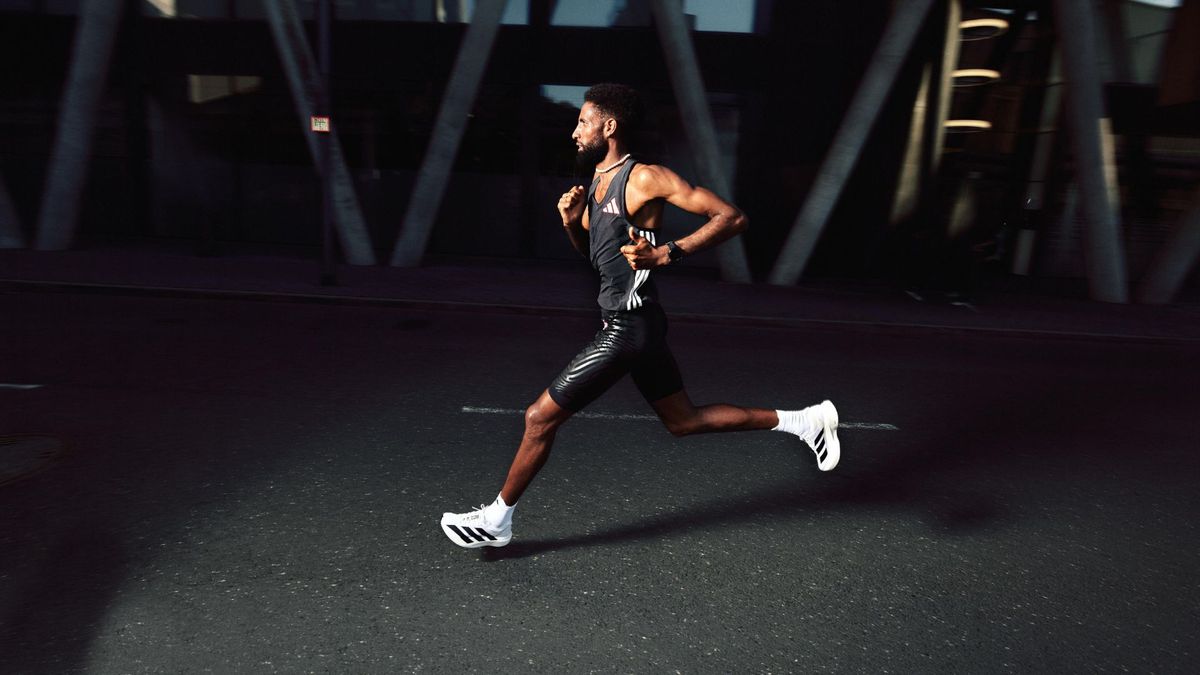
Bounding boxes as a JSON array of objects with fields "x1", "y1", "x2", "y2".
[
  {"x1": 439, "y1": 389, "x2": 573, "y2": 548},
  {"x1": 650, "y1": 390, "x2": 778, "y2": 436},
  {"x1": 499, "y1": 389, "x2": 574, "y2": 505},
  {"x1": 651, "y1": 389, "x2": 840, "y2": 470},
  {"x1": 441, "y1": 389, "x2": 837, "y2": 548}
]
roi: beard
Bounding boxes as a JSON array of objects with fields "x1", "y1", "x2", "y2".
[{"x1": 574, "y1": 138, "x2": 608, "y2": 173}]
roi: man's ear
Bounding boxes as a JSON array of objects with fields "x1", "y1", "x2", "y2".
[{"x1": 603, "y1": 117, "x2": 617, "y2": 140}]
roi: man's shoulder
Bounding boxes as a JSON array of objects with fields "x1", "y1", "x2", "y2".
[
  {"x1": 630, "y1": 161, "x2": 667, "y2": 176},
  {"x1": 628, "y1": 162, "x2": 675, "y2": 189}
]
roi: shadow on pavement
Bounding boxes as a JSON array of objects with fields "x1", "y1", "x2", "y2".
[
  {"x1": 0, "y1": 522, "x2": 127, "y2": 673},
  {"x1": 478, "y1": 373, "x2": 1151, "y2": 562},
  {"x1": 479, "y1": 476, "x2": 1008, "y2": 563}
]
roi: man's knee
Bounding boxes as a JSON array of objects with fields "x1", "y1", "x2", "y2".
[
  {"x1": 652, "y1": 392, "x2": 701, "y2": 437},
  {"x1": 525, "y1": 398, "x2": 565, "y2": 435},
  {"x1": 663, "y1": 413, "x2": 699, "y2": 437}
]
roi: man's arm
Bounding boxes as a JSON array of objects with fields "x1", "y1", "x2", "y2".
[
  {"x1": 558, "y1": 185, "x2": 590, "y2": 257},
  {"x1": 620, "y1": 165, "x2": 747, "y2": 270}
]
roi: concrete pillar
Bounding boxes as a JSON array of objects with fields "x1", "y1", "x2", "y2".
[
  {"x1": 391, "y1": 0, "x2": 508, "y2": 267},
  {"x1": 1137, "y1": 188, "x2": 1200, "y2": 304},
  {"x1": 1013, "y1": 50, "x2": 1064, "y2": 276},
  {"x1": 34, "y1": 0, "x2": 124, "y2": 251},
  {"x1": 890, "y1": 0, "x2": 961, "y2": 228},
  {"x1": 889, "y1": 65, "x2": 933, "y2": 226},
  {"x1": 264, "y1": 0, "x2": 377, "y2": 265},
  {"x1": 649, "y1": 0, "x2": 752, "y2": 283},
  {"x1": 769, "y1": 0, "x2": 937, "y2": 285},
  {"x1": 1052, "y1": 0, "x2": 1129, "y2": 302},
  {"x1": 0, "y1": 179, "x2": 23, "y2": 249}
]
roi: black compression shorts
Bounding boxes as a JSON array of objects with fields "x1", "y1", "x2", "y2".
[{"x1": 547, "y1": 303, "x2": 684, "y2": 412}]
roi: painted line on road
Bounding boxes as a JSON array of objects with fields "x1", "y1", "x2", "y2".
[
  {"x1": 462, "y1": 406, "x2": 899, "y2": 431},
  {"x1": 0, "y1": 384, "x2": 44, "y2": 390}
]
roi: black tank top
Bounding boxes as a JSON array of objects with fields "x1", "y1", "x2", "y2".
[{"x1": 588, "y1": 160, "x2": 659, "y2": 312}]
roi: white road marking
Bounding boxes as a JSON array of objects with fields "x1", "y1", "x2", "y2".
[
  {"x1": 461, "y1": 406, "x2": 899, "y2": 430},
  {"x1": 0, "y1": 384, "x2": 44, "y2": 390}
]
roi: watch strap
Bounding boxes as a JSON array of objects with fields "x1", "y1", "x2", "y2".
[{"x1": 666, "y1": 240, "x2": 686, "y2": 262}]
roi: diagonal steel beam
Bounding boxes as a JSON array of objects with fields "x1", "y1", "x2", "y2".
[
  {"x1": 769, "y1": 0, "x2": 936, "y2": 285},
  {"x1": 264, "y1": 0, "x2": 376, "y2": 265},
  {"x1": 888, "y1": 64, "x2": 934, "y2": 227},
  {"x1": 928, "y1": 0, "x2": 960, "y2": 177},
  {"x1": 1137, "y1": 188, "x2": 1200, "y2": 304},
  {"x1": 1012, "y1": 48, "x2": 1063, "y2": 276},
  {"x1": 649, "y1": 0, "x2": 751, "y2": 283},
  {"x1": 890, "y1": 0, "x2": 961, "y2": 227},
  {"x1": 0, "y1": 178, "x2": 23, "y2": 249},
  {"x1": 391, "y1": 0, "x2": 509, "y2": 267},
  {"x1": 34, "y1": 0, "x2": 124, "y2": 251},
  {"x1": 1052, "y1": 0, "x2": 1129, "y2": 303},
  {"x1": 1100, "y1": 0, "x2": 1133, "y2": 83}
]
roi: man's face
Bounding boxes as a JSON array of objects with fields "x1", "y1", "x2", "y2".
[{"x1": 572, "y1": 101, "x2": 609, "y2": 168}]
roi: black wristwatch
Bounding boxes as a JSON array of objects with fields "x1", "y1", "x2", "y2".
[{"x1": 665, "y1": 240, "x2": 686, "y2": 263}]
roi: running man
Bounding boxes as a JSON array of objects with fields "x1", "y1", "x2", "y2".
[{"x1": 440, "y1": 83, "x2": 840, "y2": 549}]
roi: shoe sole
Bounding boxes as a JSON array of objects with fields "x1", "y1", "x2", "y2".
[
  {"x1": 816, "y1": 400, "x2": 840, "y2": 472},
  {"x1": 440, "y1": 517, "x2": 512, "y2": 549}
]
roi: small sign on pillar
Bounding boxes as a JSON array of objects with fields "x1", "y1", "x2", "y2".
[{"x1": 311, "y1": 115, "x2": 331, "y2": 133}]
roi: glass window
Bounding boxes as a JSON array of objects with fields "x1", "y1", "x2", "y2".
[
  {"x1": 550, "y1": 0, "x2": 756, "y2": 32},
  {"x1": 540, "y1": 84, "x2": 587, "y2": 110},
  {"x1": 551, "y1": 0, "x2": 624, "y2": 27},
  {"x1": 684, "y1": 0, "x2": 754, "y2": 33},
  {"x1": 444, "y1": 0, "x2": 530, "y2": 24},
  {"x1": 143, "y1": 1, "x2": 529, "y2": 22}
]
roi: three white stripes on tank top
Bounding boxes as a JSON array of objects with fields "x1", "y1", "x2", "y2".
[{"x1": 626, "y1": 227, "x2": 654, "y2": 311}]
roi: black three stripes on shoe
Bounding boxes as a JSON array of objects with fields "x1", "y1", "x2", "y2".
[
  {"x1": 447, "y1": 524, "x2": 497, "y2": 545},
  {"x1": 813, "y1": 429, "x2": 828, "y2": 463}
]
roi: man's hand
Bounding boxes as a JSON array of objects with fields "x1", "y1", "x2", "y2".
[
  {"x1": 620, "y1": 227, "x2": 669, "y2": 270},
  {"x1": 558, "y1": 185, "x2": 586, "y2": 226}
]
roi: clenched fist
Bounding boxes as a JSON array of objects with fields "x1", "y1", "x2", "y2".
[
  {"x1": 558, "y1": 185, "x2": 586, "y2": 226},
  {"x1": 620, "y1": 226, "x2": 668, "y2": 270}
]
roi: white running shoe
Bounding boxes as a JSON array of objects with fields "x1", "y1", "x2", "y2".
[
  {"x1": 805, "y1": 400, "x2": 841, "y2": 472},
  {"x1": 440, "y1": 505, "x2": 512, "y2": 549}
]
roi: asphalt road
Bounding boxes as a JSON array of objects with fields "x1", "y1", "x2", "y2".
[{"x1": 1, "y1": 290, "x2": 1197, "y2": 673}]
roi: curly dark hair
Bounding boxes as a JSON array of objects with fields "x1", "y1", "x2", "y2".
[{"x1": 584, "y1": 83, "x2": 645, "y2": 144}]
